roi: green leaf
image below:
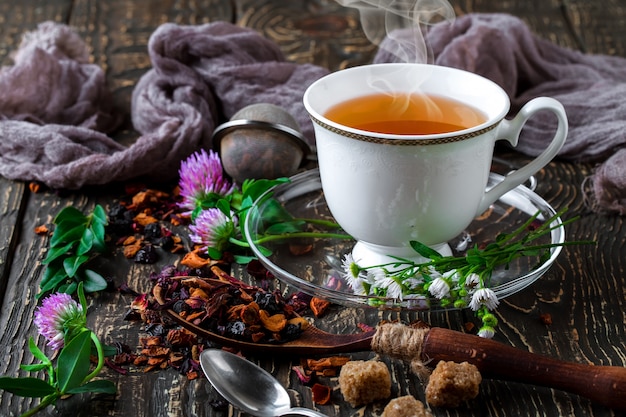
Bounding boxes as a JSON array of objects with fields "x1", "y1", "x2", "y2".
[
  {"x1": 27, "y1": 338, "x2": 51, "y2": 365},
  {"x1": 77, "y1": 282, "x2": 87, "y2": 312},
  {"x1": 241, "y1": 178, "x2": 289, "y2": 203},
  {"x1": 207, "y1": 247, "x2": 222, "y2": 260},
  {"x1": 265, "y1": 220, "x2": 306, "y2": 235},
  {"x1": 100, "y1": 344, "x2": 119, "y2": 358},
  {"x1": 39, "y1": 267, "x2": 70, "y2": 295},
  {"x1": 0, "y1": 377, "x2": 56, "y2": 398},
  {"x1": 197, "y1": 192, "x2": 223, "y2": 210},
  {"x1": 66, "y1": 379, "x2": 116, "y2": 395},
  {"x1": 259, "y1": 199, "x2": 295, "y2": 226},
  {"x1": 90, "y1": 222, "x2": 107, "y2": 253},
  {"x1": 39, "y1": 264, "x2": 67, "y2": 289},
  {"x1": 57, "y1": 330, "x2": 92, "y2": 393},
  {"x1": 82, "y1": 269, "x2": 108, "y2": 293},
  {"x1": 90, "y1": 205, "x2": 108, "y2": 226},
  {"x1": 50, "y1": 224, "x2": 86, "y2": 248},
  {"x1": 216, "y1": 198, "x2": 231, "y2": 216},
  {"x1": 20, "y1": 363, "x2": 49, "y2": 372},
  {"x1": 232, "y1": 254, "x2": 257, "y2": 264},
  {"x1": 77, "y1": 228, "x2": 94, "y2": 256},
  {"x1": 42, "y1": 241, "x2": 76, "y2": 265},
  {"x1": 409, "y1": 241, "x2": 443, "y2": 260},
  {"x1": 58, "y1": 281, "x2": 78, "y2": 296},
  {"x1": 191, "y1": 206, "x2": 203, "y2": 221},
  {"x1": 54, "y1": 206, "x2": 88, "y2": 226},
  {"x1": 63, "y1": 255, "x2": 89, "y2": 278},
  {"x1": 256, "y1": 245, "x2": 273, "y2": 257}
]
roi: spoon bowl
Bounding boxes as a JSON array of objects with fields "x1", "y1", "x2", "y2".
[{"x1": 200, "y1": 349, "x2": 328, "y2": 417}]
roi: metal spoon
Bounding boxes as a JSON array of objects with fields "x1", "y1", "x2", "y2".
[{"x1": 200, "y1": 349, "x2": 328, "y2": 417}]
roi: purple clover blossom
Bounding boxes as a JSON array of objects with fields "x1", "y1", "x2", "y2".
[
  {"x1": 178, "y1": 149, "x2": 236, "y2": 215},
  {"x1": 189, "y1": 208, "x2": 238, "y2": 252},
  {"x1": 34, "y1": 292, "x2": 86, "y2": 350}
]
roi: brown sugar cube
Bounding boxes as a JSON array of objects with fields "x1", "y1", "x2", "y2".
[
  {"x1": 382, "y1": 395, "x2": 433, "y2": 417},
  {"x1": 338, "y1": 360, "x2": 391, "y2": 407},
  {"x1": 425, "y1": 361, "x2": 482, "y2": 408}
]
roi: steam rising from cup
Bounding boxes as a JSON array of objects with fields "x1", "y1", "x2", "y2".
[{"x1": 334, "y1": 0, "x2": 455, "y2": 64}]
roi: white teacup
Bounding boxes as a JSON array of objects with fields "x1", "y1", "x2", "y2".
[{"x1": 303, "y1": 63, "x2": 567, "y2": 267}]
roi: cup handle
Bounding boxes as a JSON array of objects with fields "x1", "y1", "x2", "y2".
[{"x1": 477, "y1": 97, "x2": 568, "y2": 214}]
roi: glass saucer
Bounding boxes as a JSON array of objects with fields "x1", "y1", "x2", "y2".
[{"x1": 244, "y1": 168, "x2": 564, "y2": 311}]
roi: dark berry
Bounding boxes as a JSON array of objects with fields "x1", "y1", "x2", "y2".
[
  {"x1": 144, "y1": 222, "x2": 162, "y2": 241},
  {"x1": 224, "y1": 321, "x2": 246, "y2": 338},
  {"x1": 135, "y1": 245, "x2": 158, "y2": 264}
]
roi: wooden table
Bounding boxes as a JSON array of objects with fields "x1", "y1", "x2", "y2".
[{"x1": 1, "y1": 1, "x2": 625, "y2": 416}]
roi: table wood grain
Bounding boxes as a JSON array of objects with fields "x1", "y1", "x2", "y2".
[{"x1": 0, "y1": 1, "x2": 624, "y2": 416}]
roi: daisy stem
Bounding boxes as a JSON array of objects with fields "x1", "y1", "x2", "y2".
[
  {"x1": 230, "y1": 232, "x2": 352, "y2": 248},
  {"x1": 293, "y1": 218, "x2": 342, "y2": 229}
]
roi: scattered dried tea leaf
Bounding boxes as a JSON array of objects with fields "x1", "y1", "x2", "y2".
[
  {"x1": 540, "y1": 313, "x2": 553, "y2": 325},
  {"x1": 29, "y1": 182, "x2": 41, "y2": 193},
  {"x1": 305, "y1": 356, "x2": 351, "y2": 377},
  {"x1": 130, "y1": 189, "x2": 170, "y2": 209},
  {"x1": 181, "y1": 248, "x2": 213, "y2": 269},
  {"x1": 289, "y1": 243, "x2": 313, "y2": 256},
  {"x1": 34, "y1": 225, "x2": 49, "y2": 235},
  {"x1": 134, "y1": 212, "x2": 158, "y2": 226},
  {"x1": 123, "y1": 238, "x2": 143, "y2": 258}
]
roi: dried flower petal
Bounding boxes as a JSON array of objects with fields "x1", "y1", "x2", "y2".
[
  {"x1": 310, "y1": 297, "x2": 330, "y2": 318},
  {"x1": 292, "y1": 365, "x2": 312, "y2": 384},
  {"x1": 311, "y1": 383, "x2": 331, "y2": 405}
]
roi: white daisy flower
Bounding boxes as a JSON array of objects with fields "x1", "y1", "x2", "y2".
[
  {"x1": 403, "y1": 276, "x2": 424, "y2": 290},
  {"x1": 469, "y1": 287, "x2": 500, "y2": 311},
  {"x1": 375, "y1": 275, "x2": 403, "y2": 300},
  {"x1": 428, "y1": 277, "x2": 450, "y2": 299},
  {"x1": 465, "y1": 273, "x2": 481, "y2": 287},
  {"x1": 477, "y1": 325, "x2": 495, "y2": 339},
  {"x1": 341, "y1": 254, "x2": 368, "y2": 295}
]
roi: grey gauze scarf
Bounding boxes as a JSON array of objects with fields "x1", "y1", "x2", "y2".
[
  {"x1": 0, "y1": 21, "x2": 328, "y2": 189},
  {"x1": 0, "y1": 15, "x2": 624, "y2": 215}
]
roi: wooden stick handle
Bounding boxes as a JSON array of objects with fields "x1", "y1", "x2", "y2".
[{"x1": 423, "y1": 328, "x2": 626, "y2": 410}]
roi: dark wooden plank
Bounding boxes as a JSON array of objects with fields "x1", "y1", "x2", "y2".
[
  {"x1": 1, "y1": 0, "x2": 625, "y2": 416},
  {"x1": 67, "y1": 0, "x2": 235, "y2": 143},
  {"x1": 456, "y1": 0, "x2": 582, "y2": 49},
  {"x1": 561, "y1": 0, "x2": 626, "y2": 55},
  {"x1": 0, "y1": 1, "x2": 236, "y2": 416},
  {"x1": 235, "y1": 0, "x2": 378, "y2": 71},
  {"x1": 0, "y1": 178, "x2": 27, "y2": 306},
  {"x1": 0, "y1": 0, "x2": 74, "y2": 65}
]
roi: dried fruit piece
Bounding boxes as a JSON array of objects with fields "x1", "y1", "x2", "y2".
[
  {"x1": 134, "y1": 212, "x2": 159, "y2": 226},
  {"x1": 310, "y1": 297, "x2": 330, "y2": 317},
  {"x1": 312, "y1": 383, "x2": 331, "y2": 405},
  {"x1": 259, "y1": 310, "x2": 287, "y2": 333},
  {"x1": 181, "y1": 248, "x2": 213, "y2": 269}
]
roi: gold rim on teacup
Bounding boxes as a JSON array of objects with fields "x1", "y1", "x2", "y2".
[{"x1": 308, "y1": 114, "x2": 499, "y2": 146}]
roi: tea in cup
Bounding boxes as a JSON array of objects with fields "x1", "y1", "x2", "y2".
[{"x1": 303, "y1": 63, "x2": 567, "y2": 267}]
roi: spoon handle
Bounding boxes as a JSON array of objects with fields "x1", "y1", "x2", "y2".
[
  {"x1": 285, "y1": 406, "x2": 329, "y2": 417},
  {"x1": 423, "y1": 327, "x2": 626, "y2": 410}
]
